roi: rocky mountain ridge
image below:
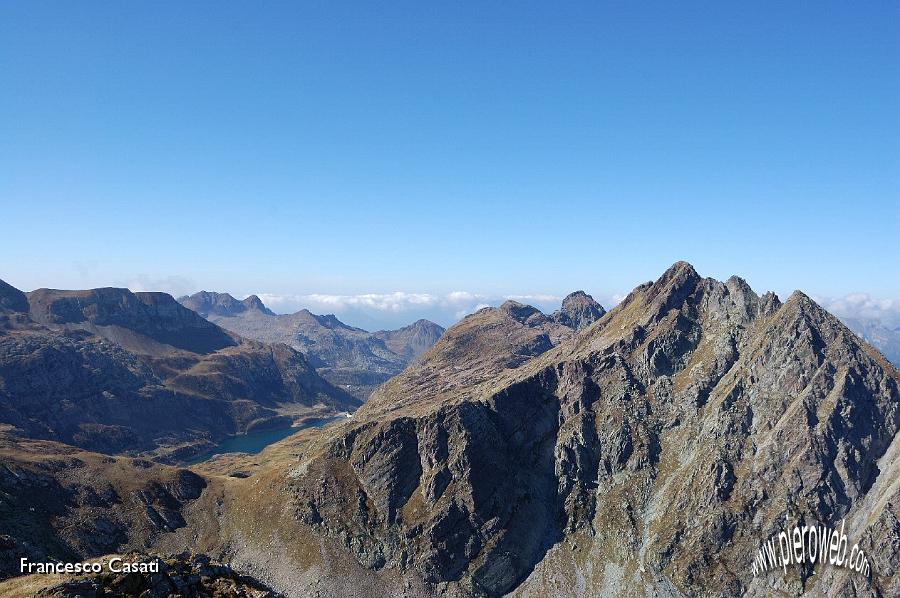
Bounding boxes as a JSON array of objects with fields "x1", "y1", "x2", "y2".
[
  {"x1": 360, "y1": 291, "x2": 606, "y2": 419},
  {"x1": 178, "y1": 290, "x2": 276, "y2": 318},
  {"x1": 282, "y1": 262, "x2": 900, "y2": 596}
]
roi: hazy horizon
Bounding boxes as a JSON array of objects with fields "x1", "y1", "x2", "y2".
[{"x1": 3, "y1": 265, "x2": 897, "y2": 332}]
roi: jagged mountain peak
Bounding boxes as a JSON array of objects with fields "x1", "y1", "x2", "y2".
[
  {"x1": 407, "y1": 318, "x2": 444, "y2": 330},
  {"x1": 764, "y1": 289, "x2": 892, "y2": 370},
  {"x1": 241, "y1": 294, "x2": 274, "y2": 315},
  {"x1": 179, "y1": 290, "x2": 272, "y2": 317},
  {"x1": 553, "y1": 290, "x2": 606, "y2": 331},
  {"x1": 724, "y1": 274, "x2": 752, "y2": 292},
  {"x1": 561, "y1": 289, "x2": 592, "y2": 302},
  {"x1": 666, "y1": 258, "x2": 699, "y2": 276},
  {"x1": 785, "y1": 288, "x2": 816, "y2": 307},
  {"x1": 644, "y1": 260, "x2": 703, "y2": 315},
  {"x1": 655, "y1": 259, "x2": 700, "y2": 287},
  {"x1": 589, "y1": 263, "x2": 783, "y2": 346}
]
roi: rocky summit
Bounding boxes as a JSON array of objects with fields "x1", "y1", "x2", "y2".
[
  {"x1": 552, "y1": 290, "x2": 607, "y2": 331},
  {"x1": 179, "y1": 290, "x2": 276, "y2": 318},
  {"x1": 179, "y1": 291, "x2": 445, "y2": 399}
]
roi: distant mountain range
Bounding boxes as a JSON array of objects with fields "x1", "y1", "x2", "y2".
[
  {"x1": 0, "y1": 279, "x2": 359, "y2": 461},
  {"x1": 178, "y1": 291, "x2": 447, "y2": 399},
  {"x1": 178, "y1": 290, "x2": 609, "y2": 400}
]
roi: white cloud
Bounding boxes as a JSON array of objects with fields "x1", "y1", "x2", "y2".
[
  {"x1": 815, "y1": 293, "x2": 900, "y2": 328},
  {"x1": 447, "y1": 291, "x2": 484, "y2": 303},
  {"x1": 301, "y1": 292, "x2": 440, "y2": 312},
  {"x1": 250, "y1": 289, "x2": 619, "y2": 329},
  {"x1": 256, "y1": 290, "x2": 563, "y2": 315},
  {"x1": 506, "y1": 293, "x2": 564, "y2": 303}
]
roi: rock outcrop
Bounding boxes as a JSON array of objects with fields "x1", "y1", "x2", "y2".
[
  {"x1": 5, "y1": 552, "x2": 277, "y2": 597},
  {"x1": 0, "y1": 434, "x2": 207, "y2": 580}
]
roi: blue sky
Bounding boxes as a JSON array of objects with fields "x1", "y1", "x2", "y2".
[{"x1": 1, "y1": 2, "x2": 898, "y2": 328}]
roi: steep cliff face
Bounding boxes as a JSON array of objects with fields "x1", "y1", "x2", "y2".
[
  {"x1": 287, "y1": 262, "x2": 900, "y2": 596},
  {"x1": 28, "y1": 288, "x2": 239, "y2": 355}
]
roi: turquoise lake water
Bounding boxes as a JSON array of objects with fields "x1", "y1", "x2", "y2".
[{"x1": 184, "y1": 416, "x2": 342, "y2": 465}]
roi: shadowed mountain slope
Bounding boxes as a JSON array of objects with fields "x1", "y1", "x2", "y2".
[{"x1": 0, "y1": 280, "x2": 28, "y2": 314}]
